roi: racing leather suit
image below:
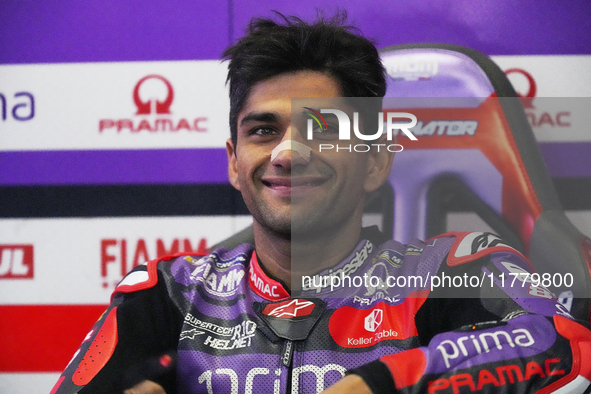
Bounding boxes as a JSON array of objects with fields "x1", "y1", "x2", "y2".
[{"x1": 52, "y1": 228, "x2": 591, "y2": 393}]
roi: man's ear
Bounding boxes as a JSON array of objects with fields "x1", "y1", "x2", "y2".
[
  {"x1": 364, "y1": 135, "x2": 395, "y2": 193},
  {"x1": 226, "y1": 138, "x2": 241, "y2": 191}
]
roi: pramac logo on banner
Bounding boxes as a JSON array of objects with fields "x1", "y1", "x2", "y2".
[
  {"x1": 133, "y1": 75, "x2": 174, "y2": 115},
  {"x1": 504, "y1": 68, "x2": 571, "y2": 128},
  {"x1": 99, "y1": 74, "x2": 208, "y2": 134}
]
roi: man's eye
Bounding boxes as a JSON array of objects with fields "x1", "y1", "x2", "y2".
[
  {"x1": 250, "y1": 127, "x2": 277, "y2": 136},
  {"x1": 312, "y1": 123, "x2": 339, "y2": 139},
  {"x1": 313, "y1": 122, "x2": 338, "y2": 132}
]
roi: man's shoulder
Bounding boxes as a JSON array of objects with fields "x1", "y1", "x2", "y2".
[
  {"x1": 111, "y1": 243, "x2": 256, "y2": 298},
  {"x1": 372, "y1": 232, "x2": 456, "y2": 262},
  {"x1": 171, "y1": 243, "x2": 255, "y2": 272},
  {"x1": 372, "y1": 230, "x2": 527, "y2": 271},
  {"x1": 431, "y1": 231, "x2": 527, "y2": 268}
]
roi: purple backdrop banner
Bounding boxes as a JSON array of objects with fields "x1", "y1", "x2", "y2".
[
  {"x1": 1, "y1": 0, "x2": 590, "y2": 64},
  {"x1": 0, "y1": 143, "x2": 589, "y2": 186},
  {"x1": 0, "y1": 149, "x2": 229, "y2": 185}
]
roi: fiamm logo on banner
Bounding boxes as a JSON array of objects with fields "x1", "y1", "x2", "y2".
[
  {"x1": 101, "y1": 237, "x2": 208, "y2": 288},
  {"x1": 0, "y1": 245, "x2": 34, "y2": 279},
  {"x1": 99, "y1": 74, "x2": 208, "y2": 134}
]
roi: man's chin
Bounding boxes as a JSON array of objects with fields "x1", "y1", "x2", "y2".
[
  {"x1": 256, "y1": 204, "x2": 332, "y2": 239},
  {"x1": 289, "y1": 216, "x2": 327, "y2": 238},
  {"x1": 255, "y1": 211, "x2": 291, "y2": 238},
  {"x1": 257, "y1": 217, "x2": 319, "y2": 239}
]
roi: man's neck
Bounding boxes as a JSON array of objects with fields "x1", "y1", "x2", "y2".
[{"x1": 252, "y1": 216, "x2": 363, "y2": 291}]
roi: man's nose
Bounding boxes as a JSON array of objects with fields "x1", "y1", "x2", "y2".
[{"x1": 271, "y1": 126, "x2": 311, "y2": 169}]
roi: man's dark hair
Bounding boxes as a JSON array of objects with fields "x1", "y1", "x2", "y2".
[{"x1": 223, "y1": 12, "x2": 387, "y2": 146}]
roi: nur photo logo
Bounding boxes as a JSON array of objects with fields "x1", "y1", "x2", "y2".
[{"x1": 303, "y1": 106, "x2": 417, "y2": 153}]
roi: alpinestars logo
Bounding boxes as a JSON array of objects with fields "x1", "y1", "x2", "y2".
[
  {"x1": 180, "y1": 328, "x2": 204, "y2": 340},
  {"x1": 364, "y1": 309, "x2": 383, "y2": 332},
  {"x1": 262, "y1": 299, "x2": 315, "y2": 318}
]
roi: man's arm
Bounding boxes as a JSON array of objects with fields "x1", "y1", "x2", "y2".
[
  {"x1": 51, "y1": 261, "x2": 182, "y2": 394},
  {"x1": 337, "y1": 240, "x2": 591, "y2": 393}
]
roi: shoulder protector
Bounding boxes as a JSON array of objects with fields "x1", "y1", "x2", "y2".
[
  {"x1": 433, "y1": 231, "x2": 530, "y2": 269},
  {"x1": 111, "y1": 252, "x2": 206, "y2": 300}
]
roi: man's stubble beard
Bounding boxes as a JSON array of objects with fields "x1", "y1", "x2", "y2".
[{"x1": 252, "y1": 197, "x2": 339, "y2": 240}]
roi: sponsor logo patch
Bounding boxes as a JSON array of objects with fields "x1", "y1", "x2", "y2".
[
  {"x1": 436, "y1": 327, "x2": 536, "y2": 369},
  {"x1": 329, "y1": 300, "x2": 424, "y2": 348},
  {"x1": 262, "y1": 299, "x2": 315, "y2": 318},
  {"x1": 195, "y1": 363, "x2": 346, "y2": 393},
  {"x1": 183, "y1": 313, "x2": 256, "y2": 350},
  {"x1": 364, "y1": 309, "x2": 383, "y2": 332},
  {"x1": 428, "y1": 358, "x2": 564, "y2": 393},
  {"x1": 248, "y1": 252, "x2": 290, "y2": 299},
  {"x1": 373, "y1": 249, "x2": 403, "y2": 268},
  {"x1": 353, "y1": 292, "x2": 402, "y2": 306}
]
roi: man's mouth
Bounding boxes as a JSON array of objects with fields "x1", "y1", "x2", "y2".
[{"x1": 261, "y1": 176, "x2": 327, "y2": 196}]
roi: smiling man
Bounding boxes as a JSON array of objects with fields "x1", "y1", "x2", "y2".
[
  {"x1": 227, "y1": 72, "x2": 390, "y2": 291},
  {"x1": 53, "y1": 13, "x2": 591, "y2": 394}
]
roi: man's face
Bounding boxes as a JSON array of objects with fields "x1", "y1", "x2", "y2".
[{"x1": 227, "y1": 71, "x2": 381, "y2": 238}]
